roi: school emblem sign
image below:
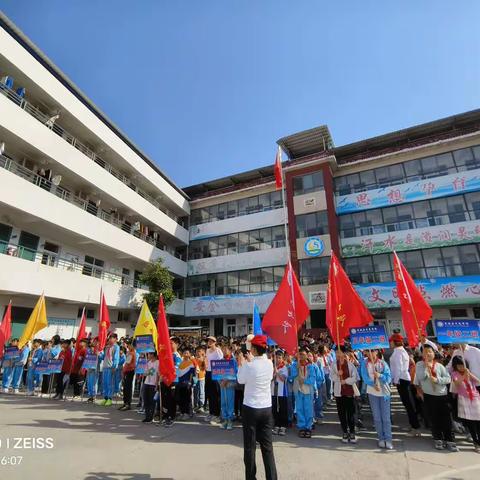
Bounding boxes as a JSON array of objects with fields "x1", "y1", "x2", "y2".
[{"x1": 304, "y1": 237, "x2": 324, "y2": 257}]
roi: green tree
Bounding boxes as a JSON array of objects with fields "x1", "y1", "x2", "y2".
[{"x1": 139, "y1": 259, "x2": 175, "y2": 314}]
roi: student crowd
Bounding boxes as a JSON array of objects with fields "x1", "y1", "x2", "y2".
[{"x1": 1, "y1": 330, "x2": 480, "y2": 453}]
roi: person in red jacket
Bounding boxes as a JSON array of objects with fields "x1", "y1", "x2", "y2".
[
  {"x1": 53, "y1": 340, "x2": 73, "y2": 400},
  {"x1": 119, "y1": 342, "x2": 137, "y2": 411},
  {"x1": 71, "y1": 339, "x2": 87, "y2": 398}
]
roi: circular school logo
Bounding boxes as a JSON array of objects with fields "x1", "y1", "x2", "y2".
[
  {"x1": 304, "y1": 237, "x2": 325, "y2": 257},
  {"x1": 351, "y1": 329, "x2": 357, "y2": 334},
  {"x1": 437, "y1": 322, "x2": 444, "y2": 328}
]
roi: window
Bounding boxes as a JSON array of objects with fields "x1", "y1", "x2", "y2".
[
  {"x1": 186, "y1": 267, "x2": 282, "y2": 296},
  {"x1": 450, "y1": 308, "x2": 468, "y2": 318},
  {"x1": 296, "y1": 211, "x2": 329, "y2": 238},
  {"x1": 299, "y1": 257, "x2": 330, "y2": 285},
  {"x1": 82, "y1": 255, "x2": 104, "y2": 278},
  {"x1": 293, "y1": 171, "x2": 324, "y2": 196},
  {"x1": 77, "y1": 308, "x2": 95, "y2": 319},
  {"x1": 189, "y1": 226, "x2": 285, "y2": 259},
  {"x1": 190, "y1": 191, "x2": 283, "y2": 225},
  {"x1": 118, "y1": 311, "x2": 130, "y2": 323}
]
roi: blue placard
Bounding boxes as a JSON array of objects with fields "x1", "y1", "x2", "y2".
[
  {"x1": 135, "y1": 357, "x2": 147, "y2": 375},
  {"x1": 211, "y1": 359, "x2": 236, "y2": 381},
  {"x1": 350, "y1": 325, "x2": 389, "y2": 350},
  {"x1": 82, "y1": 353, "x2": 98, "y2": 370},
  {"x1": 135, "y1": 335, "x2": 155, "y2": 354},
  {"x1": 48, "y1": 359, "x2": 64, "y2": 374},
  {"x1": 3, "y1": 346, "x2": 20, "y2": 360},
  {"x1": 34, "y1": 361, "x2": 49, "y2": 374},
  {"x1": 434, "y1": 320, "x2": 480, "y2": 344}
]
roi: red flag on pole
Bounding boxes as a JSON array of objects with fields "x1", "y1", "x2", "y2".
[
  {"x1": 326, "y1": 252, "x2": 373, "y2": 345},
  {"x1": 393, "y1": 251, "x2": 432, "y2": 347},
  {"x1": 156, "y1": 294, "x2": 176, "y2": 386},
  {"x1": 71, "y1": 307, "x2": 87, "y2": 372},
  {"x1": 0, "y1": 301, "x2": 12, "y2": 358},
  {"x1": 262, "y1": 262, "x2": 309, "y2": 355},
  {"x1": 274, "y1": 146, "x2": 283, "y2": 190},
  {"x1": 97, "y1": 290, "x2": 110, "y2": 352}
]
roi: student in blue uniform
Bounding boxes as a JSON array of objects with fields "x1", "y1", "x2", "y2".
[
  {"x1": 86, "y1": 338, "x2": 99, "y2": 403},
  {"x1": 219, "y1": 343, "x2": 237, "y2": 430},
  {"x1": 99, "y1": 333, "x2": 120, "y2": 406},
  {"x1": 114, "y1": 347, "x2": 126, "y2": 396},
  {"x1": 310, "y1": 351, "x2": 325, "y2": 424},
  {"x1": 2, "y1": 338, "x2": 19, "y2": 392},
  {"x1": 26, "y1": 339, "x2": 43, "y2": 395},
  {"x1": 291, "y1": 348, "x2": 316, "y2": 438},
  {"x1": 12, "y1": 343, "x2": 30, "y2": 392},
  {"x1": 272, "y1": 350, "x2": 289, "y2": 436}
]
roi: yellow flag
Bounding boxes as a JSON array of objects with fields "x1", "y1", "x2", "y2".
[
  {"x1": 19, "y1": 294, "x2": 48, "y2": 348},
  {"x1": 133, "y1": 300, "x2": 158, "y2": 351}
]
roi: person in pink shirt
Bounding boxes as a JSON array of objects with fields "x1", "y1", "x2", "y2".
[{"x1": 450, "y1": 355, "x2": 480, "y2": 453}]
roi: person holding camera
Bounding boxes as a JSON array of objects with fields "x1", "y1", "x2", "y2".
[{"x1": 237, "y1": 335, "x2": 277, "y2": 480}]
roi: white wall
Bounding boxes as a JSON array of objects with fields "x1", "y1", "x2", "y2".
[
  {"x1": 166, "y1": 298, "x2": 185, "y2": 316},
  {"x1": 187, "y1": 247, "x2": 287, "y2": 275},
  {"x1": 0, "y1": 167, "x2": 187, "y2": 277},
  {"x1": 0, "y1": 254, "x2": 146, "y2": 308},
  {"x1": 189, "y1": 208, "x2": 286, "y2": 241},
  {"x1": 0, "y1": 95, "x2": 188, "y2": 244},
  {"x1": 0, "y1": 28, "x2": 189, "y2": 215}
]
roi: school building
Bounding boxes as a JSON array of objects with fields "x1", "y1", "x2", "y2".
[{"x1": 2, "y1": 12, "x2": 480, "y2": 338}]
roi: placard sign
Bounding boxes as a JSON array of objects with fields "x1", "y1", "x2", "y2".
[
  {"x1": 135, "y1": 357, "x2": 148, "y2": 375},
  {"x1": 135, "y1": 335, "x2": 156, "y2": 354},
  {"x1": 48, "y1": 359, "x2": 64, "y2": 374},
  {"x1": 211, "y1": 359, "x2": 236, "y2": 381},
  {"x1": 82, "y1": 353, "x2": 98, "y2": 370},
  {"x1": 434, "y1": 320, "x2": 480, "y2": 344},
  {"x1": 3, "y1": 346, "x2": 20, "y2": 361},
  {"x1": 350, "y1": 325, "x2": 389, "y2": 350},
  {"x1": 34, "y1": 361, "x2": 49, "y2": 374}
]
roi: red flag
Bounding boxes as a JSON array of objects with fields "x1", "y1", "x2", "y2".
[
  {"x1": 393, "y1": 252, "x2": 432, "y2": 347},
  {"x1": 274, "y1": 146, "x2": 283, "y2": 190},
  {"x1": 72, "y1": 307, "x2": 87, "y2": 369},
  {"x1": 156, "y1": 294, "x2": 176, "y2": 386},
  {"x1": 0, "y1": 301, "x2": 12, "y2": 358},
  {"x1": 326, "y1": 252, "x2": 373, "y2": 345},
  {"x1": 262, "y1": 262, "x2": 309, "y2": 355},
  {"x1": 97, "y1": 291, "x2": 110, "y2": 352}
]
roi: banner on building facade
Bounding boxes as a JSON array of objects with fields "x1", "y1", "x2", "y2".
[
  {"x1": 355, "y1": 275, "x2": 480, "y2": 309},
  {"x1": 341, "y1": 219, "x2": 480, "y2": 257},
  {"x1": 434, "y1": 319, "x2": 480, "y2": 344},
  {"x1": 336, "y1": 168, "x2": 480, "y2": 214},
  {"x1": 185, "y1": 292, "x2": 276, "y2": 317}
]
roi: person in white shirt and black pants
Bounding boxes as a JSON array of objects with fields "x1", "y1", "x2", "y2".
[{"x1": 237, "y1": 335, "x2": 277, "y2": 480}]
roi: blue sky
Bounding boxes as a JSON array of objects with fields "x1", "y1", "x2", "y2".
[{"x1": 2, "y1": 1, "x2": 480, "y2": 187}]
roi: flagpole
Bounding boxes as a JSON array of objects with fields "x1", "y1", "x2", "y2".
[
  {"x1": 278, "y1": 146, "x2": 299, "y2": 353},
  {"x1": 394, "y1": 252, "x2": 421, "y2": 337}
]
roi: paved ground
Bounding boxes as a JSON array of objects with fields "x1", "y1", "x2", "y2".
[{"x1": 0, "y1": 393, "x2": 479, "y2": 480}]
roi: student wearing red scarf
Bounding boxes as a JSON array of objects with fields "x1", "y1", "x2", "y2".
[
  {"x1": 450, "y1": 355, "x2": 480, "y2": 452},
  {"x1": 271, "y1": 350, "x2": 288, "y2": 436},
  {"x1": 414, "y1": 344, "x2": 457, "y2": 451}
]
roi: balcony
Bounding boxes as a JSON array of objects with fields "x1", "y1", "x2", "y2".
[
  {"x1": 0, "y1": 165, "x2": 187, "y2": 276},
  {"x1": 0, "y1": 242, "x2": 146, "y2": 308},
  {"x1": 0, "y1": 152, "x2": 186, "y2": 261},
  {"x1": 0, "y1": 80, "x2": 185, "y2": 228}
]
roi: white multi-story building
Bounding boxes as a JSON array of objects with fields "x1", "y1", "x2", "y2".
[
  {"x1": 0, "y1": 14, "x2": 189, "y2": 339},
  {"x1": 183, "y1": 170, "x2": 288, "y2": 337}
]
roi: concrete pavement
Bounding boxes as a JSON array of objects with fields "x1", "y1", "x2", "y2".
[{"x1": 0, "y1": 394, "x2": 479, "y2": 480}]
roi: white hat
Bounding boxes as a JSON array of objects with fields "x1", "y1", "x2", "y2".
[{"x1": 246, "y1": 334, "x2": 255, "y2": 351}]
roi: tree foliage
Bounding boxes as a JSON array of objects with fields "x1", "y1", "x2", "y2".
[{"x1": 139, "y1": 259, "x2": 175, "y2": 314}]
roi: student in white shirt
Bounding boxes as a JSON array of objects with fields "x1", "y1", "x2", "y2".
[
  {"x1": 271, "y1": 350, "x2": 288, "y2": 436},
  {"x1": 237, "y1": 335, "x2": 277, "y2": 480},
  {"x1": 389, "y1": 333, "x2": 421, "y2": 435},
  {"x1": 143, "y1": 352, "x2": 159, "y2": 424},
  {"x1": 204, "y1": 336, "x2": 223, "y2": 423}
]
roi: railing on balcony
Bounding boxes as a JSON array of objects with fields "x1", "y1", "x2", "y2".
[
  {"x1": 0, "y1": 240, "x2": 146, "y2": 289},
  {"x1": 0, "y1": 153, "x2": 185, "y2": 260},
  {"x1": 0, "y1": 80, "x2": 184, "y2": 227}
]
